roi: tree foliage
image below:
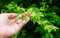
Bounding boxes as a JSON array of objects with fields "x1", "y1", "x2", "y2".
[{"x1": 0, "y1": 0, "x2": 60, "y2": 38}]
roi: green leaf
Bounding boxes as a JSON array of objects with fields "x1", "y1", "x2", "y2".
[{"x1": 42, "y1": 33, "x2": 53, "y2": 38}]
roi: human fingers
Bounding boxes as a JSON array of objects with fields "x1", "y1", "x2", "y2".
[{"x1": 7, "y1": 13, "x2": 18, "y2": 19}]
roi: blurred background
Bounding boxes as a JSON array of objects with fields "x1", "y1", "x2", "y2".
[{"x1": 0, "y1": 0, "x2": 60, "y2": 38}]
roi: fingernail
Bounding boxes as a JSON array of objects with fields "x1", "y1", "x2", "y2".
[{"x1": 25, "y1": 13, "x2": 30, "y2": 17}]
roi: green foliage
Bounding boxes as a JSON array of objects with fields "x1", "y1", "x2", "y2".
[
  {"x1": 42, "y1": 33, "x2": 53, "y2": 38},
  {"x1": 0, "y1": 0, "x2": 60, "y2": 38}
]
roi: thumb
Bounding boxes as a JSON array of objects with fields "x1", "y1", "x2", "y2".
[{"x1": 7, "y1": 13, "x2": 18, "y2": 19}]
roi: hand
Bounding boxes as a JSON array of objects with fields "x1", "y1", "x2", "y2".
[{"x1": 0, "y1": 13, "x2": 30, "y2": 38}]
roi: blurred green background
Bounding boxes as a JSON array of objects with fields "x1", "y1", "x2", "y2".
[{"x1": 0, "y1": 0, "x2": 60, "y2": 38}]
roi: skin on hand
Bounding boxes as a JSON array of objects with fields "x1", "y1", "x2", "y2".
[{"x1": 0, "y1": 13, "x2": 30, "y2": 38}]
